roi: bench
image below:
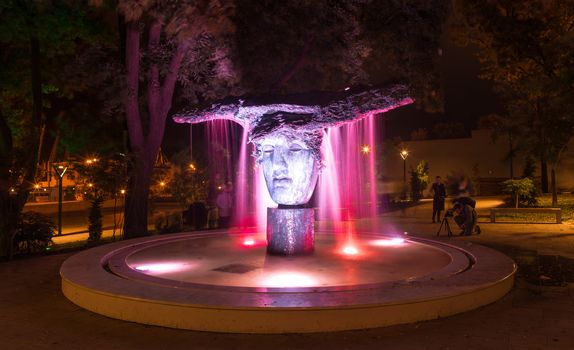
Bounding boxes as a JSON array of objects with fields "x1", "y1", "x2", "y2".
[{"x1": 489, "y1": 207, "x2": 562, "y2": 224}]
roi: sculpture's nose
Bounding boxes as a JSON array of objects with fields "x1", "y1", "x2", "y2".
[{"x1": 272, "y1": 149, "x2": 288, "y2": 176}]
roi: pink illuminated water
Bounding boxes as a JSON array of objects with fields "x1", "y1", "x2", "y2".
[
  {"x1": 204, "y1": 114, "x2": 380, "y2": 238},
  {"x1": 318, "y1": 114, "x2": 378, "y2": 222},
  {"x1": 205, "y1": 120, "x2": 237, "y2": 185}
]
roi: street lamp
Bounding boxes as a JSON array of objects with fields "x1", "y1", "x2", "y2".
[
  {"x1": 400, "y1": 150, "x2": 409, "y2": 199},
  {"x1": 53, "y1": 164, "x2": 68, "y2": 236}
]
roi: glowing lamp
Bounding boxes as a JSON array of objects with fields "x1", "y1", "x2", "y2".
[
  {"x1": 361, "y1": 145, "x2": 371, "y2": 154},
  {"x1": 160, "y1": 181, "x2": 165, "y2": 187},
  {"x1": 400, "y1": 150, "x2": 409, "y2": 160},
  {"x1": 34, "y1": 184, "x2": 40, "y2": 189},
  {"x1": 120, "y1": 189, "x2": 126, "y2": 195},
  {"x1": 86, "y1": 159, "x2": 92, "y2": 165}
]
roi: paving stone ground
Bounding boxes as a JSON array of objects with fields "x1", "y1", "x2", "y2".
[{"x1": 1, "y1": 197, "x2": 573, "y2": 350}]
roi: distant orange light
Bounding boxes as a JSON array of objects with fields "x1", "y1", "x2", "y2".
[
  {"x1": 160, "y1": 181, "x2": 165, "y2": 187},
  {"x1": 34, "y1": 184, "x2": 40, "y2": 189},
  {"x1": 120, "y1": 189, "x2": 126, "y2": 195},
  {"x1": 189, "y1": 163, "x2": 196, "y2": 171},
  {"x1": 361, "y1": 145, "x2": 371, "y2": 154},
  {"x1": 400, "y1": 150, "x2": 409, "y2": 160},
  {"x1": 86, "y1": 159, "x2": 93, "y2": 165},
  {"x1": 88, "y1": 183, "x2": 93, "y2": 187}
]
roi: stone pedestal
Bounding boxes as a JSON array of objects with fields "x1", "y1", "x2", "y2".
[{"x1": 266, "y1": 207, "x2": 314, "y2": 255}]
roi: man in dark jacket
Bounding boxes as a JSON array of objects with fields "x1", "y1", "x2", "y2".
[{"x1": 430, "y1": 176, "x2": 446, "y2": 223}]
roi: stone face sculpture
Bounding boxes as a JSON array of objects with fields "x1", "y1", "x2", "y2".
[
  {"x1": 256, "y1": 132, "x2": 320, "y2": 205},
  {"x1": 174, "y1": 85, "x2": 414, "y2": 255}
]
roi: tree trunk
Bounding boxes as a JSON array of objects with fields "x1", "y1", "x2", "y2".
[
  {"x1": 0, "y1": 34, "x2": 42, "y2": 257},
  {"x1": 540, "y1": 156, "x2": 548, "y2": 193},
  {"x1": 551, "y1": 167, "x2": 557, "y2": 207},
  {"x1": 515, "y1": 192, "x2": 519, "y2": 208},
  {"x1": 121, "y1": 20, "x2": 187, "y2": 239},
  {"x1": 123, "y1": 159, "x2": 153, "y2": 237}
]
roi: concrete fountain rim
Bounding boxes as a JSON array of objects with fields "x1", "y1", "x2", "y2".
[{"x1": 60, "y1": 230, "x2": 516, "y2": 333}]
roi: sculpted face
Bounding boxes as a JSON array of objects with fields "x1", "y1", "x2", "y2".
[{"x1": 258, "y1": 134, "x2": 320, "y2": 205}]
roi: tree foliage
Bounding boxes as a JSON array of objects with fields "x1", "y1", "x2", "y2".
[
  {"x1": 453, "y1": 0, "x2": 574, "y2": 204},
  {"x1": 410, "y1": 160, "x2": 429, "y2": 202},
  {"x1": 234, "y1": 0, "x2": 449, "y2": 111},
  {"x1": 502, "y1": 178, "x2": 537, "y2": 208}
]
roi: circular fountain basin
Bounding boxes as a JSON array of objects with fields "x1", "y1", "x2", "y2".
[{"x1": 61, "y1": 231, "x2": 515, "y2": 333}]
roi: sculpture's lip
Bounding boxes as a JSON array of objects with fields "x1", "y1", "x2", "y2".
[{"x1": 273, "y1": 178, "x2": 292, "y2": 188}]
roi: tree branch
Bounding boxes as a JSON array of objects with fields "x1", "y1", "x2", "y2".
[
  {"x1": 124, "y1": 21, "x2": 144, "y2": 155},
  {"x1": 147, "y1": 19, "x2": 162, "y2": 130},
  {"x1": 269, "y1": 36, "x2": 314, "y2": 92}
]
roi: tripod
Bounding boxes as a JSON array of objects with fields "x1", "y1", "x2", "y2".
[{"x1": 436, "y1": 216, "x2": 453, "y2": 237}]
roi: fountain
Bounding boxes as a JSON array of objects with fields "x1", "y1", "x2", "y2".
[{"x1": 60, "y1": 85, "x2": 516, "y2": 333}]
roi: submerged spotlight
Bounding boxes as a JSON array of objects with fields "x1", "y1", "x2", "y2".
[
  {"x1": 342, "y1": 246, "x2": 359, "y2": 255},
  {"x1": 242, "y1": 237, "x2": 256, "y2": 246}
]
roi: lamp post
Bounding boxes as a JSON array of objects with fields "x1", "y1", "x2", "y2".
[
  {"x1": 53, "y1": 164, "x2": 68, "y2": 236},
  {"x1": 400, "y1": 150, "x2": 408, "y2": 199}
]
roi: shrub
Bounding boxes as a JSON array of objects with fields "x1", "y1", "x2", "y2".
[
  {"x1": 13, "y1": 212, "x2": 55, "y2": 254},
  {"x1": 410, "y1": 160, "x2": 429, "y2": 202},
  {"x1": 502, "y1": 178, "x2": 537, "y2": 208},
  {"x1": 88, "y1": 196, "x2": 104, "y2": 243}
]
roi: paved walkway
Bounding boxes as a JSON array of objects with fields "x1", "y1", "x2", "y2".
[{"x1": 1, "y1": 197, "x2": 573, "y2": 350}]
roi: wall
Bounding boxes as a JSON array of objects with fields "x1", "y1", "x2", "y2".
[{"x1": 380, "y1": 129, "x2": 574, "y2": 194}]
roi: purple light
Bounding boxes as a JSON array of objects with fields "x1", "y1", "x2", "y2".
[
  {"x1": 370, "y1": 238, "x2": 406, "y2": 247},
  {"x1": 132, "y1": 262, "x2": 190, "y2": 273}
]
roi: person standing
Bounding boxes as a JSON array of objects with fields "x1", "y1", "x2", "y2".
[
  {"x1": 430, "y1": 176, "x2": 446, "y2": 223},
  {"x1": 216, "y1": 182, "x2": 233, "y2": 229}
]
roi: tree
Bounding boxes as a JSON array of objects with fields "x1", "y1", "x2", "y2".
[
  {"x1": 116, "y1": 0, "x2": 235, "y2": 238},
  {"x1": 453, "y1": 0, "x2": 574, "y2": 205},
  {"x1": 502, "y1": 178, "x2": 536, "y2": 208},
  {"x1": 410, "y1": 160, "x2": 429, "y2": 202},
  {"x1": 0, "y1": 0, "x2": 117, "y2": 256},
  {"x1": 235, "y1": 0, "x2": 449, "y2": 111}
]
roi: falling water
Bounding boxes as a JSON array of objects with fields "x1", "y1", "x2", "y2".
[
  {"x1": 233, "y1": 126, "x2": 251, "y2": 227},
  {"x1": 204, "y1": 114, "x2": 379, "y2": 239},
  {"x1": 317, "y1": 114, "x2": 379, "y2": 239}
]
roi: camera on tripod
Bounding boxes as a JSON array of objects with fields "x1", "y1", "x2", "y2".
[{"x1": 444, "y1": 208, "x2": 455, "y2": 218}]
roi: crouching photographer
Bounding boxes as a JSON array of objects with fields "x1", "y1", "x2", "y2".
[{"x1": 452, "y1": 197, "x2": 481, "y2": 236}]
